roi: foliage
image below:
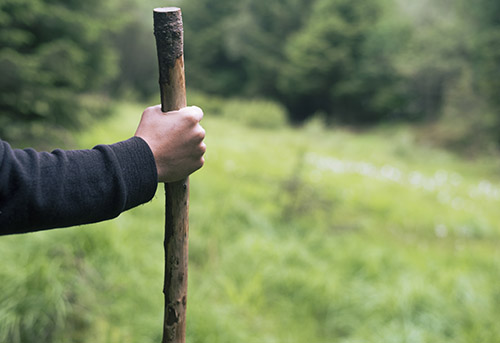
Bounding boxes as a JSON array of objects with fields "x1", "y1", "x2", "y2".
[
  {"x1": 394, "y1": 0, "x2": 500, "y2": 150},
  {"x1": 278, "y1": 0, "x2": 407, "y2": 123},
  {"x1": 221, "y1": 0, "x2": 312, "y2": 97},
  {"x1": 2, "y1": 100, "x2": 500, "y2": 342},
  {"x1": 457, "y1": 0, "x2": 500, "y2": 114},
  {"x1": 108, "y1": 16, "x2": 158, "y2": 101},
  {"x1": 188, "y1": 90, "x2": 288, "y2": 129},
  {"x1": 0, "y1": 0, "x2": 136, "y2": 145},
  {"x1": 219, "y1": 98, "x2": 287, "y2": 129},
  {"x1": 181, "y1": 0, "x2": 244, "y2": 96},
  {"x1": 3, "y1": 0, "x2": 500, "y2": 149},
  {"x1": 179, "y1": 0, "x2": 500, "y2": 151},
  {"x1": 180, "y1": 0, "x2": 433, "y2": 122}
]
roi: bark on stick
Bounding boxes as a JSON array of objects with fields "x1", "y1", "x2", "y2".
[{"x1": 153, "y1": 7, "x2": 188, "y2": 343}]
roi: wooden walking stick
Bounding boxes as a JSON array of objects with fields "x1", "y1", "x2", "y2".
[{"x1": 153, "y1": 7, "x2": 189, "y2": 343}]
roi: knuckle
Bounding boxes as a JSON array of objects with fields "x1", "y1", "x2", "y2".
[
  {"x1": 195, "y1": 126, "x2": 206, "y2": 140},
  {"x1": 185, "y1": 106, "x2": 203, "y2": 124},
  {"x1": 186, "y1": 112, "x2": 198, "y2": 125},
  {"x1": 191, "y1": 105, "x2": 203, "y2": 118},
  {"x1": 199, "y1": 142, "x2": 207, "y2": 154}
]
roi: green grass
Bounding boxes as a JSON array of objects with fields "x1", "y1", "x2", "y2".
[{"x1": 1, "y1": 98, "x2": 500, "y2": 342}]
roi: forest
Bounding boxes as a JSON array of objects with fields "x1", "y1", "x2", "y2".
[
  {"x1": 1, "y1": 0, "x2": 500, "y2": 149},
  {"x1": 1, "y1": 0, "x2": 500, "y2": 342}
]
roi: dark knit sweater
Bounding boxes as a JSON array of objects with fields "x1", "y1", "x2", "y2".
[{"x1": 0, "y1": 137, "x2": 158, "y2": 235}]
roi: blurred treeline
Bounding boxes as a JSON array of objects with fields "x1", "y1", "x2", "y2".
[
  {"x1": 0, "y1": 0, "x2": 156, "y2": 145},
  {"x1": 1, "y1": 0, "x2": 500, "y2": 149}
]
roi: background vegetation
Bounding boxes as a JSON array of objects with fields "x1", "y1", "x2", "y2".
[
  {"x1": 2, "y1": 0, "x2": 500, "y2": 148},
  {"x1": 2, "y1": 100, "x2": 500, "y2": 342},
  {"x1": 1, "y1": 0, "x2": 500, "y2": 342}
]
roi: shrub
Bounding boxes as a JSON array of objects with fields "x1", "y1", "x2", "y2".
[
  {"x1": 220, "y1": 98, "x2": 288, "y2": 129},
  {"x1": 188, "y1": 90, "x2": 288, "y2": 129}
]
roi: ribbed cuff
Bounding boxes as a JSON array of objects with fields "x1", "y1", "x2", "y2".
[{"x1": 108, "y1": 136, "x2": 158, "y2": 210}]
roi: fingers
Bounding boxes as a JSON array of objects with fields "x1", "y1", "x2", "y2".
[
  {"x1": 172, "y1": 106, "x2": 204, "y2": 123},
  {"x1": 181, "y1": 105, "x2": 204, "y2": 120},
  {"x1": 148, "y1": 105, "x2": 204, "y2": 122},
  {"x1": 136, "y1": 104, "x2": 206, "y2": 182},
  {"x1": 194, "y1": 125, "x2": 206, "y2": 143}
]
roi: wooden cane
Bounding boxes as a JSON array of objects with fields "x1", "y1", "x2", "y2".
[{"x1": 153, "y1": 7, "x2": 189, "y2": 343}]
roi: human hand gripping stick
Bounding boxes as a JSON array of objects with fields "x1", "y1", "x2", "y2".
[{"x1": 135, "y1": 105, "x2": 206, "y2": 183}]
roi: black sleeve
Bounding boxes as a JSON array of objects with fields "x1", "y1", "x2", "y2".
[{"x1": 0, "y1": 137, "x2": 158, "y2": 235}]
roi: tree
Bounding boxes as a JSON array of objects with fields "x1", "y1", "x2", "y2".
[
  {"x1": 0, "y1": 0, "x2": 128, "y2": 145},
  {"x1": 460, "y1": 0, "x2": 500, "y2": 111},
  {"x1": 181, "y1": 0, "x2": 245, "y2": 96},
  {"x1": 278, "y1": 0, "x2": 408, "y2": 123},
  {"x1": 223, "y1": 0, "x2": 312, "y2": 96},
  {"x1": 181, "y1": 0, "x2": 312, "y2": 98}
]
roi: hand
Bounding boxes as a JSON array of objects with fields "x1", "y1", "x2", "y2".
[{"x1": 135, "y1": 105, "x2": 206, "y2": 183}]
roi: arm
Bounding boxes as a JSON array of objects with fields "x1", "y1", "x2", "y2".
[
  {"x1": 0, "y1": 105, "x2": 205, "y2": 235},
  {"x1": 0, "y1": 137, "x2": 158, "y2": 234}
]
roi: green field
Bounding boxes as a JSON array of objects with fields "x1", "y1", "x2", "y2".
[{"x1": 2, "y1": 99, "x2": 500, "y2": 343}]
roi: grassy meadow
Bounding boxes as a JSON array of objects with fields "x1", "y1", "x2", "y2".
[{"x1": 1, "y1": 97, "x2": 500, "y2": 342}]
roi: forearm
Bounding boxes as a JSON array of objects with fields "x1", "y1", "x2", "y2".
[{"x1": 0, "y1": 137, "x2": 158, "y2": 234}]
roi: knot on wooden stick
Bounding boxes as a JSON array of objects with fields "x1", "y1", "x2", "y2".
[{"x1": 166, "y1": 305, "x2": 179, "y2": 325}]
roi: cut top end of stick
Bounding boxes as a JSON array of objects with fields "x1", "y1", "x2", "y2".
[
  {"x1": 154, "y1": 7, "x2": 180, "y2": 13},
  {"x1": 153, "y1": 6, "x2": 184, "y2": 86}
]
